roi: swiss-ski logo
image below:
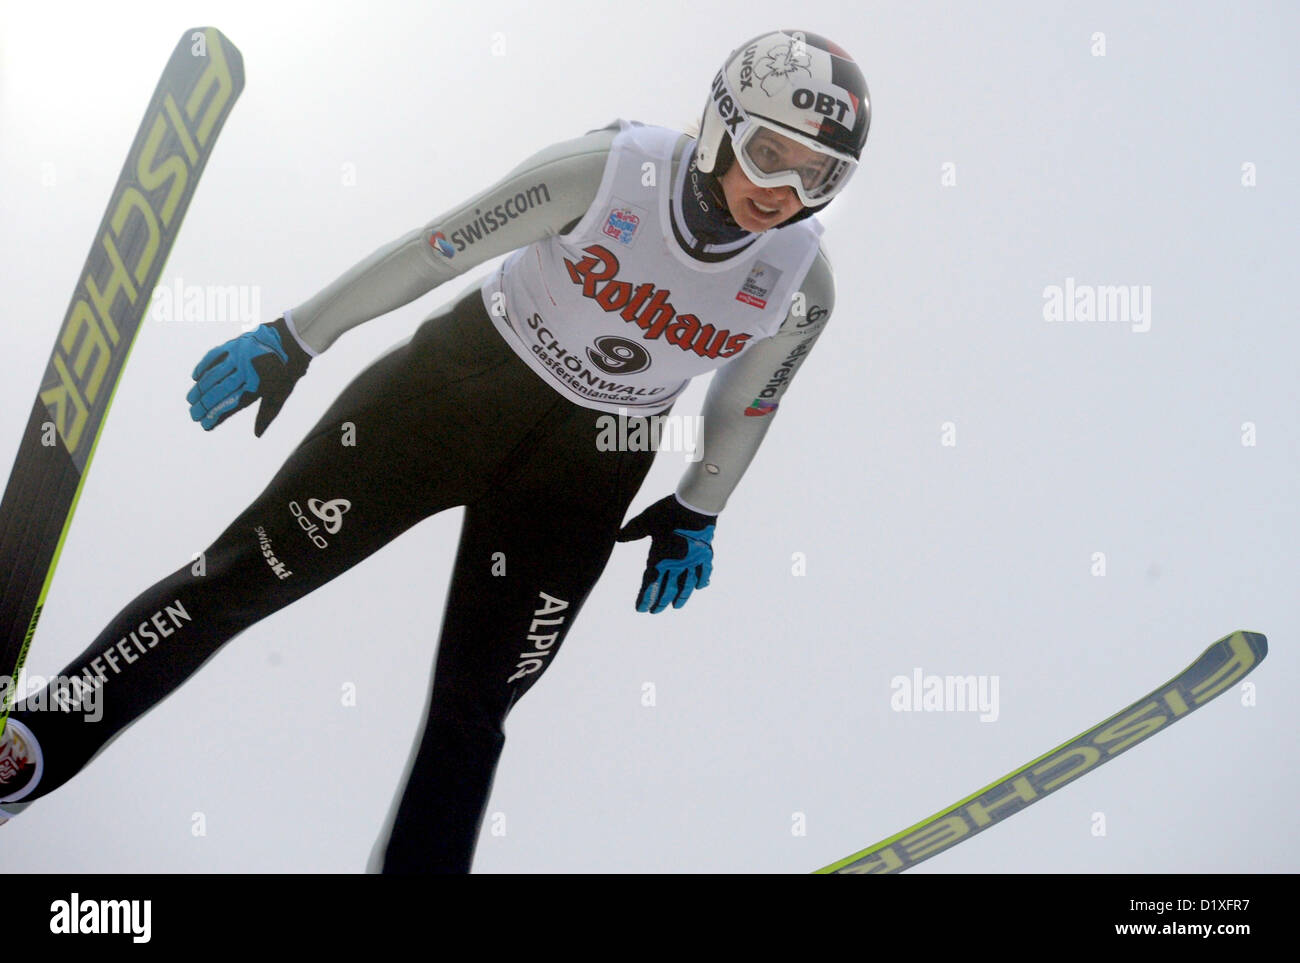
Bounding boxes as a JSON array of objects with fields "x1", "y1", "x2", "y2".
[
  {"x1": 562, "y1": 244, "x2": 751, "y2": 360},
  {"x1": 254, "y1": 526, "x2": 292, "y2": 580}
]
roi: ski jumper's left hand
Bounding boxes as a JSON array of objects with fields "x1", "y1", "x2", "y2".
[{"x1": 617, "y1": 494, "x2": 717, "y2": 613}]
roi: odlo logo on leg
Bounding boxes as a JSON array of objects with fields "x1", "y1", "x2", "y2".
[
  {"x1": 507, "y1": 591, "x2": 569, "y2": 683},
  {"x1": 289, "y1": 497, "x2": 351, "y2": 549}
]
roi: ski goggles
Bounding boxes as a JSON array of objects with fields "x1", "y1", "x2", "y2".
[{"x1": 731, "y1": 118, "x2": 858, "y2": 207}]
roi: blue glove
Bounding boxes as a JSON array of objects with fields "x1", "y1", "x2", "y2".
[
  {"x1": 616, "y1": 494, "x2": 717, "y2": 613},
  {"x1": 187, "y1": 317, "x2": 310, "y2": 435}
]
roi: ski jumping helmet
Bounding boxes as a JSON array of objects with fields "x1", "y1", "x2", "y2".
[{"x1": 695, "y1": 29, "x2": 870, "y2": 225}]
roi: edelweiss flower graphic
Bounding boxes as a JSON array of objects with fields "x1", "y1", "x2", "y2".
[{"x1": 753, "y1": 41, "x2": 813, "y2": 96}]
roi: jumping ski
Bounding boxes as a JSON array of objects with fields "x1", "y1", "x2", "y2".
[
  {"x1": 0, "y1": 27, "x2": 244, "y2": 734},
  {"x1": 816, "y1": 629, "x2": 1268, "y2": 873}
]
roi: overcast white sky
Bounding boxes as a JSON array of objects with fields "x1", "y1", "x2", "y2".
[{"x1": 1, "y1": 0, "x2": 1295, "y2": 873}]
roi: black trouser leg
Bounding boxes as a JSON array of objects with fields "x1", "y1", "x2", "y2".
[
  {"x1": 374, "y1": 405, "x2": 659, "y2": 873},
  {"x1": 11, "y1": 286, "x2": 525, "y2": 799}
]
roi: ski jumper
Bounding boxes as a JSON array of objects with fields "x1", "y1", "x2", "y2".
[{"x1": 3, "y1": 120, "x2": 838, "y2": 871}]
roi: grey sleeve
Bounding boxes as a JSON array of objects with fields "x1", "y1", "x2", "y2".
[
  {"x1": 283, "y1": 124, "x2": 619, "y2": 354},
  {"x1": 675, "y1": 244, "x2": 836, "y2": 515}
]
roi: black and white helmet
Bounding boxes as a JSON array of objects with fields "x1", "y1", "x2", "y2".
[{"x1": 696, "y1": 29, "x2": 870, "y2": 217}]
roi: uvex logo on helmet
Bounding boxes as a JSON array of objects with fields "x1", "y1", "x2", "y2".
[
  {"x1": 709, "y1": 70, "x2": 745, "y2": 136},
  {"x1": 737, "y1": 43, "x2": 759, "y2": 91},
  {"x1": 563, "y1": 244, "x2": 751, "y2": 360}
]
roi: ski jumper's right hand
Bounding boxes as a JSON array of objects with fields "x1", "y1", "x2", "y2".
[
  {"x1": 617, "y1": 494, "x2": 718, "y2": 613},
  {"x1": 187, "y1": 317, "x2": 311, "y2": 436}
]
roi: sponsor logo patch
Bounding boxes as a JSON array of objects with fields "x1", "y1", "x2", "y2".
[
  {"x1": 289, "y1": 497, "x2": 351, "y2": 550},
  {"x1": 796, "y1": 303, "x2": 829, "y2": 328},
  {"x1": 440, "y1": 182, "x2": 552, "y2": 253},
  {"x1": 429, "y1": 230, "x2": 455, "y2": 258},
  {"x1": 67, "y1": 599, "x2": 194, "y2": 698},
  {"x1": 602, "y1": 204, "x2": 642, "y2": 245},
  {"x1": 744, "y1": 398, "x2": 778, "y2": 417},
  {"x1": 562, "y1": 244, "x2": 752, "y2": 360},
  {"x1": 254, "y1": 526, "x2": 292, "y2": 580},
  {"x1": 507, "y1": 591, "x2": 570, "y2": 683},
  {"x1": 752, "y1": 338, "x2": 815, "y2": 406},
  {"x1": 736, "y1": 261, "x2": 781, "y2": 309}
]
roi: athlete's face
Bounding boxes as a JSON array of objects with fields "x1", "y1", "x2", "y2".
[{"x1": 720, "y1": 160, "x2": 804, "y2": 232}]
